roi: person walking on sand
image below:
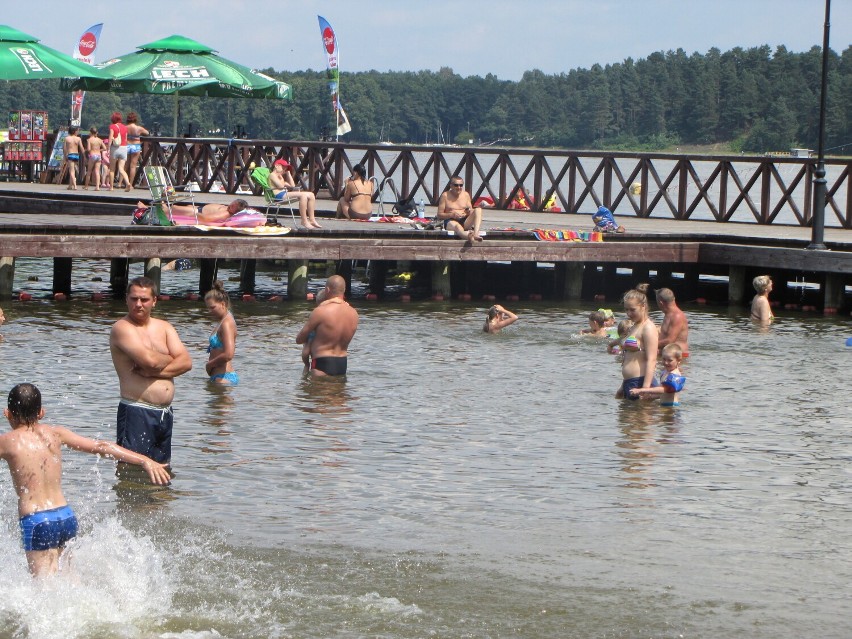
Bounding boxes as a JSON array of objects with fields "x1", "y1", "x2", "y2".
[
  {"x1": 0, "y1": 383, "x2": 171, "y2": 577},
  {"x1": 437, "y1": 177, "x2": 483, "y2": 243},
  {"x1": 296, "y1": 275, "x2": 358, "y2": 377},
  {"x1": 110, "y1": 277, "x2": 192, "y2": 465}
]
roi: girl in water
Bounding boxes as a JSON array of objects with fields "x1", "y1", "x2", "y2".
[
  {"x1": 617, "y1": 288, "x2": 658, "y2": 400},
  {"x1": 483, "y1": 305, "x2": 518, "y2": 333},
  {"x1": 204, "y1": 281, "x2": 238, "y2": 385}
]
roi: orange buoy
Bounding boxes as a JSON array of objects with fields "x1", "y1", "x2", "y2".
[
  {"x1": 506, "y1": 294, "x2": 519, "y2": 302},
  {"x1": 458, "y1": 293, "x2": 472, "y2": 301},
  {"x1": 186, "y1": 293, "x2": 200, "y2": 301},
  {"x1": 18, "y1": 292, "x2": 32, "y2": 301},
  {"x1": 529, "y1": 293, "x2": 543, "y2": 301},
  {"x1": 306, "y1": 292, "x2": 315, "y2": 301},
  {"x1": 366, "y1": 293, "x2": 379, "y2": 301},
  {"x1": 268, "y1": 295, "x2": 282, "y2": 302},
  {"x1": 431, "y1": 293, "x2": 445, "y2": 301},
  {"x1": 400, "y1": 294, "x2": 411, "y2": 302},
  {"x1": 157, "y1": 294, "x2": 171, "y2": 301},
  {"x1": 53, "y1": 292, "x2": 67, "y2": 301},
  {"x1": 241, "y1": 294, "x2": 256, "y2": 302}
]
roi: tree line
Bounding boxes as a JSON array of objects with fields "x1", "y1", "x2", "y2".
[{"x1": 0, "y1": 44, "x2": 848, "y2": 153}]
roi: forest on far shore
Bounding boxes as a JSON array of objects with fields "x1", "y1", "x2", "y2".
[{"x1": 0, "y1": 44, "x2": 849, "y2": 154}]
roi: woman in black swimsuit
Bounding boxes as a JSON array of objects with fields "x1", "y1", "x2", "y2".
[{"x1": 336, "y1": 163, "x2": 374, "y2": 220}]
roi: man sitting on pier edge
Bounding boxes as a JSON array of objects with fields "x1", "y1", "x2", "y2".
[{"x1": 437, "y1": 178, "x2": 483, "y2": 243}]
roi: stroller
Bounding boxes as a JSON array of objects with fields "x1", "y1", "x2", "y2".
[{"x1": 592, "y1": 206, "x2": 625, "y2": 233}]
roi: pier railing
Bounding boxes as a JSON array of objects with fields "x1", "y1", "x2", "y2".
[{"x1": 139, "y1": 138, "x2": 851, "y2": 229}]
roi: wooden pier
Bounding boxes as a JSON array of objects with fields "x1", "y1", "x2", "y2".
[{"x1": 1, "y1": 169, "x2": 850, "y2": 312}]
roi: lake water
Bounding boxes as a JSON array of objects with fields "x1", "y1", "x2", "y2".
[{"x1": 0, "y1": 259, "x2": 850, "y2": 639}]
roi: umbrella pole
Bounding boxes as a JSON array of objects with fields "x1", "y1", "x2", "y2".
[{"x1": 172, "y1": 94, "x2": 179, "y2": 137}]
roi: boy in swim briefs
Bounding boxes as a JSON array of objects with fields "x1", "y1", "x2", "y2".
[
  {"x1": 0, "y1": 383, "x2": 171, "y2": 577},
  {"x1": 629, "y1": 343, "x2": 686, "y2": 406}
]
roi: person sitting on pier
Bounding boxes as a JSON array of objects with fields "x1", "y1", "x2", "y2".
[
  {"x1": 750, "y1": 275, "x2": 774, "y2": 325},
  {"x1": 336, "y1": 163, "x2": 374, "y2": 220},
  {"x1": 592, "y1": 206, "x2": 625, "y2": 233},
  {"x1": 437, "y1": 177, "x2": 483, "y2": 243},
  {"x1": 136, "y1": 199, "x2": 248, "y2": 224},
  {"x1": 268, "y1": 159, "x2": 322, "y2": 229}
]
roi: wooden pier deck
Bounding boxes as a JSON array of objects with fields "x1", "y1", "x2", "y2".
[{"x1": 0, "y1": 182, "x2": 850, "y2": 309}]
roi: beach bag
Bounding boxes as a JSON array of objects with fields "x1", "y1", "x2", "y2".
[
  {"x1": 393, "y1": 197, "x2": 417, "y2": 217},
  {"x1": 131, "y1": 204, "x2": 172, "y2": 226}
]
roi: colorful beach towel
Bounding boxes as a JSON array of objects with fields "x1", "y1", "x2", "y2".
[
  {"x1": 170, "y1": 209, "x2": 269, "y2": 228},
  {"x1": 532, "y1": 229, "x2": 604, "y2": 242}
]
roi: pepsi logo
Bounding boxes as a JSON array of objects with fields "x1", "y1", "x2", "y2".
[{"x1": 78, "y1": 32, "x2": 97, "y2": 57}]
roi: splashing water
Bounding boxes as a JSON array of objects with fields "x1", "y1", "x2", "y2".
[{"x1": 0, "y1": 516, "x2": 173, "y2": 639}]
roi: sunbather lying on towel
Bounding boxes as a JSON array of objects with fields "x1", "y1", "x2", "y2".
[{"x1": 137, "y1": 199, "x2": 248, "y2": 223}]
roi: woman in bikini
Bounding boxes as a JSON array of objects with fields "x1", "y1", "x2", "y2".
[
  {"x1": 617, "y1": 288, "x2": 658, "y2": 400},
  {"x1": 125, "y1": 112, "x2": 149, "y2": 189},
  {"x1": 83, "y1": 127, "x2": 105, "y2": 191},
  {"x1": 204, "y1": 281, "x2": 238, "y2": 385},
  {"x1": 268, "y1": 159, "x2": 321, "y2": 229},
  {"x1": 336, "y1": 163, "x2": 374, "y2": 220}
]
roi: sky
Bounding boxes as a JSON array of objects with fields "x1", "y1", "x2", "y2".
[{"x1": 11, "y1": 0, "x2": 852, "y2": 81}]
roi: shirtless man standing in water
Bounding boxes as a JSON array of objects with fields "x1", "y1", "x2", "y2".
[
  {"x1": 110, "y1": 276, "x2": 192, "y2": 465},
  {"x1": 655, "y1": 287, "x2": 690, "y2": 357},
  {"x1": 296, "y1": 275, "x2": 359, "y2": 377}
]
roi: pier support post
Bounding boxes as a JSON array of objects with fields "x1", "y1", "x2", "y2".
[
  {"x1": 823, "y1": 273, "x2": 844, "y2": 310},
  {"x1": 0, "y1": 257, "x2": 15, "y2": 300},
  {"x1": 368, "y1": 260, "x2": 388, "y2": 297},
  {"x1": 431, "y1": 261, "x2": 452, "y2": 298},
  {"x1": 239, "y1": 259, "x2": 256, "y2": 295},
  {"x1": 145, "y1": 258, "x2": 162, "y2": 294},
  {"x1": 335, "y1": 259, "x2": 353, "y2": 293},
  {"x1": 556, "y1": 263, "x2": 584, "y2": 301},
  {"x1": 288, "y1": 259, "x2": 309, "y2": 300},
  {"x1": 110, "y1": 258, "x2": 129, "y2": 298},
  {"x1": 728, "y1": 266, "x2": 746, "y2": 305},
  {"x1": 52, "y1": 258, "x2": 72, "y2": 297},
  {"x1": 198, "y1": 259, "x2": 218, "y2": 297}
]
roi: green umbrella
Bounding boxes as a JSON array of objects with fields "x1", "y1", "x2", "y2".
[
  {"x1": 0, "y1": 24, "x2": 110, "y2": 80},
  {"x1": 62, "y1": 34, "x2": 292, "y2": 135}
]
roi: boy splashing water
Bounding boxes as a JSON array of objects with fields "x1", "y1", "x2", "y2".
[{"x1": 0, "y1": 383, "x2": 170, "y2": 577}]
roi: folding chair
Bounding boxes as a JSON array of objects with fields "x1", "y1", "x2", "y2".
[
  {"x1": 250, "y1": 166, "x2": 297, "y2": 227},
  {"x1": 144, "y1": 165, "x2": 196, "y2": 223}
]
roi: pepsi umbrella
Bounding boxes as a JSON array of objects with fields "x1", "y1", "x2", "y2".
[
  {"x1": 0, "y1": 25, "x2": 110, "y2": 79},
  {"x1": 61, "y1": 35, "x2": 292, "y2": 135}
]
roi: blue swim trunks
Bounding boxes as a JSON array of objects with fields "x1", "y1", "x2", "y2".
[
  {"x1": 127, "y1": 143, "x2": 141, "y2": 154},
  {"x1": 210, "y1": 372, "x2": 239, "y2": 385},
  {"x1": 117, "y1": 399, "x2": 173, "y2": 463},
  {"x1": 20, "y1": 505, "x2": 78, "y2": 551},
  {"x1": 274, "y1": 190, "x2": 289, "y2": 201},
  {"x1": 622, "y1": 376, "x2": 659, "y2": 401}
]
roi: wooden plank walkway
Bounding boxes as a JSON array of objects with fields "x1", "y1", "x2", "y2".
[{"x1": 0, "y1": 182, "x2": 850, "y2": 275}]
